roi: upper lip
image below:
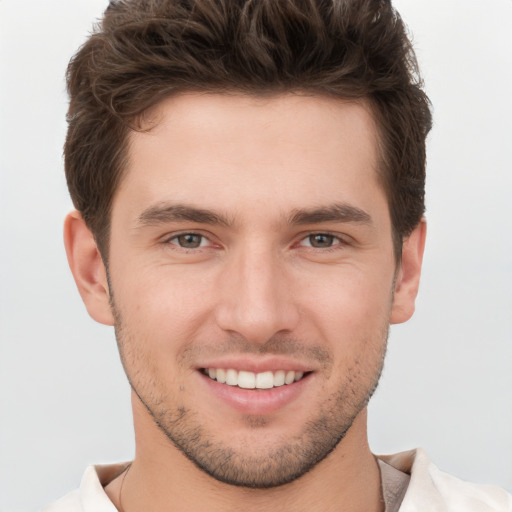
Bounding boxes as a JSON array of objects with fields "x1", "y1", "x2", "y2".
[{"x1": 195, "y1": 356, "x2": 314, "y2": 374}]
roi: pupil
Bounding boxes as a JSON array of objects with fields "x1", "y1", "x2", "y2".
[
  {"x1": 179, "y1": 234, "x2": 201, "y2": 248},
  {"x1": 311, "y1": 234, "x2": 333, "y2": 247}
]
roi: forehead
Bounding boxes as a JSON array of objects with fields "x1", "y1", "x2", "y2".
[
  {"x1": 115, "y1": 92, "x2": 384, "y2": 225},
  {"x1": 137, "y1": 92, "x2": 379, "y2": 162}
]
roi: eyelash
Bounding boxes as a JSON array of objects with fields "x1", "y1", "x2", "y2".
[
  {"x1": 298, "y1": 233, "x2": 345, "y2": 250},
  {"x1": 166, "y1": 232, "x2": 213, "y2": 250},
  {"x1": 164, "y1": 231, "x2": 347, "y2": 252}
]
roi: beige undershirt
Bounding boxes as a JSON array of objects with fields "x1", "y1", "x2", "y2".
[{"x1": 378, "y1": 458, "x2": 410, "y2": 512}]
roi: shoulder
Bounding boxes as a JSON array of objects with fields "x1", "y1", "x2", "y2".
[
  {"x1": 42, "y1": 463, "x2": 128, "y2": 512},
  {"x1": 378, "y1": 448, "x2": 512, "y2": 512},
  {"x1": 43, "y1": 489, "x2": 82, "y2": 512}
]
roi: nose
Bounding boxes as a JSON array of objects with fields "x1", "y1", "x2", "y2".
[{"x1": 214, "y1": 245, "x2": 300, "y2": 344}]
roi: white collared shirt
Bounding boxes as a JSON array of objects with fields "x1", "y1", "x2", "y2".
[{"x1": 43, "y1": 448, "x2": 512, "y2": 511}]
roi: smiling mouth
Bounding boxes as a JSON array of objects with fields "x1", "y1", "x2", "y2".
[{"x1": 201, "y1": 368, "x2": 309, "y2": 390}]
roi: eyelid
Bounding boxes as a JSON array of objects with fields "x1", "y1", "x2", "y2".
[
  {"x1": 297, "y1": 231, "x2": 345, "y2": 246},
  {"x1": 172, "y1": 234, "x2": 208, "y2": 248},
  {"x1": 163, "y1": 230, "x2": 218, "y2": 248},
  {"x1": 160, "y1": 229, "x2": 351, "y2": 250}
]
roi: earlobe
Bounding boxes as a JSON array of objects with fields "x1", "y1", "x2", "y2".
[
  {"x1": 63, "y1": 211, "x2": 114, "y2": 326},
  {"x1": 390, "y1": 219, "x2": 427, "y2": 325}
]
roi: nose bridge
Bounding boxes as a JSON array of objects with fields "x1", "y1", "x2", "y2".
[{"x1": 215, "y1": 241, "x2": 299, "y2": 342}]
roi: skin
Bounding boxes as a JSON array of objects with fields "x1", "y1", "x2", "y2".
[{"x1": 64, "y1": 93, "x2": 426, "y2": 512}]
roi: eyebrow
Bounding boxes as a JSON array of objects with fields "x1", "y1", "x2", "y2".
[
  {"x1": 137, "y1": 203, "x2": 232, "y2": 227},
  {"x1": 289, "y1": 203, "x2": 372, "y2": 226},
  {"x1": 136, "y1": 202, "x2": 372, "y2": 229}
]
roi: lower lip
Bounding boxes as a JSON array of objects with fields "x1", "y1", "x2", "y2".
[{"x1": 198, "y1": 371, "x2": 310, "y2": 415}]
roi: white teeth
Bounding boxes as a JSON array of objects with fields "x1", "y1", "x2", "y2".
[
  {"x1": 216, "y1": 368, "x2": 227, "y2": 384},
  {"x1": 256, "y1": 371, "x2": 274, "y2": 389},
  {"x1": 226, "y1": 369, "x2": 238, "y2": 386},
  {"x1": 238, "y1": 370, "x2": 256, "y2": 389},
  {"x1": 273, "y1": 370, "x2": 285, "y2": 387},
  {"x1": 204, "y1": 368, "x2": 306, "y2": 389},
  {"x1": 284, "y1": 370, "x2": 295, "y2": 385}
]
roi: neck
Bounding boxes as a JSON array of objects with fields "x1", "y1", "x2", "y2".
[{"x1": 106, "y1": 397, "x2": 383, "y2": 512}]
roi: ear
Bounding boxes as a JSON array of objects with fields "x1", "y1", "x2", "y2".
[
  {"x1": 390, "y1": 219, "x2": 427, "y2": 324},
  {"x1": 63, "y1": 211, "x2": 114, "y2": 326}
]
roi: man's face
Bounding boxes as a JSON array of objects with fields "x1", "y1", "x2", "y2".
[{"x1": 106, "y1": 93, "x2": 399, "y2": 487}]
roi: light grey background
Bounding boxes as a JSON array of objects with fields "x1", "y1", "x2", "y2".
[{"x1": 1, "y1": 1, "x2": 511, "y2": 510}]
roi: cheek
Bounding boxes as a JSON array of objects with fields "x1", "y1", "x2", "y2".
[
  {"x1": 302, "y1": 266, "x2": 394, "y2": 329},
  {"x1": 116, "y1": 263, "x2": 213, "y2": 321},
  {"x1": 111, "y1": 265, "x2": 219, "y2": 382},
  {"x1": 297, "y1": 266, "x2": 393, "y2": 382}
]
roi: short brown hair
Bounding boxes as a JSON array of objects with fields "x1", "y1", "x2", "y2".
[{"x1": 65, "y1": 0, "x2": 432, "y2": 259}]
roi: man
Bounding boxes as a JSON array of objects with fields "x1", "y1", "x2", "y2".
[{"x1": 44, "y1": 0, "x2": 511, "y2": 510}]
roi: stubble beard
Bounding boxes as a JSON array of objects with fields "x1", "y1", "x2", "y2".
[{"x1": 111, "y1": 301, "x2": 388, "y2": 488}]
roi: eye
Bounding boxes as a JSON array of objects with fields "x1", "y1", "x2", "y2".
[
  {"x1": 300, "y1": 233, "x2": 340, "y2": 248},
  {"x1": 169, "y1": 233, "x2": 209, "y2": 249}
]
